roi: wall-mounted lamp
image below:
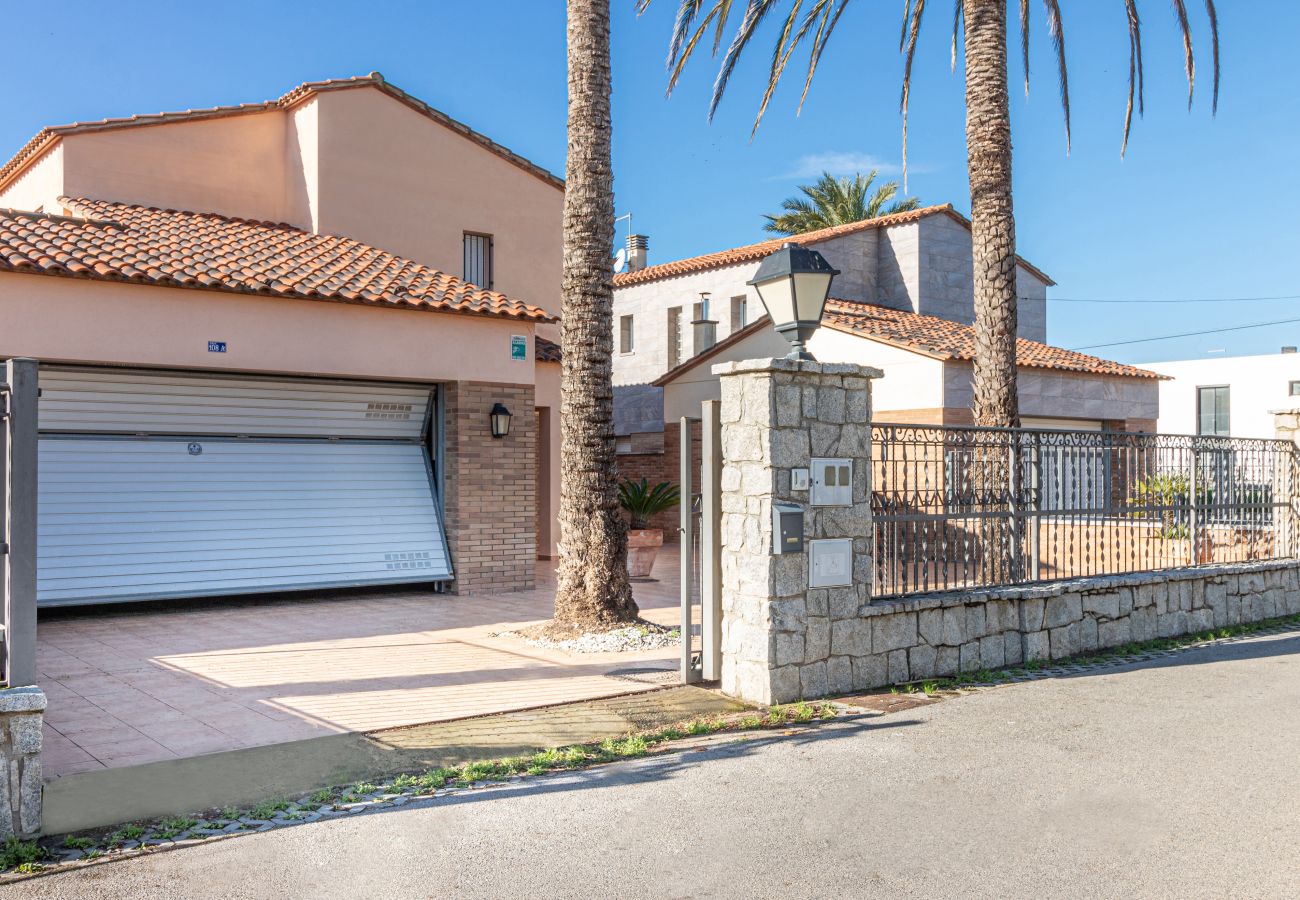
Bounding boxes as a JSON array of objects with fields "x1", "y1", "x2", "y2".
[
  {"x1": 489, "y1": 403, "x2": 513, "y2": 439},
  {"x1": 747, "y1": 242, "x2": 839, "y2": 361}
]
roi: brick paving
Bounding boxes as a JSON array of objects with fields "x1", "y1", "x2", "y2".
[{"x1": 37, "y1": 550, "x2": 690, "y2": 779}]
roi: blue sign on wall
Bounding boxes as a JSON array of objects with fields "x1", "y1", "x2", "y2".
[
  {"x1": 511, "y1": 335, "x2": 527, "y2": 361},
  {"x1": 208, "y1": 341, "x2": 227, "y2": 353}
]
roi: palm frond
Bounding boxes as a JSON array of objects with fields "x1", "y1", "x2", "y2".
[
  {"x1": 795, "y1": 0, "x2": 851, "y2": 115},
  {"x1": 751, "y1": 0, "x2": 810, "y2": 137},
  {"x1": 1171, "y1": 0, "x2": 1195, "y2": 110},
  {"x1": 711, "y1": 0, "x2": 740, "y2": 54},
  {"x1": 1019, "y1": 0, "x2": 1030, "y2": 96},
  {"x1": 666, "y1": 0, "x2": 706, "y2": 69},
  {"x1": 1042, "y1": 0, "x2": 1071, "y2": 153},
  {"x1": 899, "y1": 0, "x2": 913, "y2": 52},
  {"x1": 1204, "y1": 0, "x2": 1220, "y2": 114},
  {"x1": 950, "y1": 0, "x2": 963, "y2": 73},
  {"x1": 710, "y1": 0, "x2": 779, "y2": 121},
  {"x1": 665, "y1": 1, "x2": 728, "y2": 95},
  {"x1": 900, "y1": 0, "x2": 927, "y2": 189},
  {"x1": 1121, "y1": 0, "x2": 1144, "y2": 156},
  {"x1": 764, "y1": 170, "x2": 918, "y2": 234}
]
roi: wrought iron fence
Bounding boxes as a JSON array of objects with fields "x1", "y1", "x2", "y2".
[{"x1": 871, "y1": 423, "x2": 1299, "y2": 599}]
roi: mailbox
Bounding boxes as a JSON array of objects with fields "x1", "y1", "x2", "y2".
[{"x1": 772, "y1": 502, "x2": 804, "y2": 554}]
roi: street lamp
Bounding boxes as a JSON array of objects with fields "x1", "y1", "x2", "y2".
[{"x1": 747, "y1": 242, "x2": 839, "y2": 361}]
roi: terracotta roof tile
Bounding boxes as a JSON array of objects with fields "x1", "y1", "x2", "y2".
[
  {"x1": 654, "y1": 300, "x2": 1157, "y2": 385},
  {"x1": 0, "y1": 198, "x2": 554, "y2": 322},
  {"x1": 612, "y1": 204, "x2": 1055, "y2": 288},
  {"x1": 821, "y1": 299, "x2": 1159, "y2": 379},
  {"x1": 0, "y1": 73, "x2": 562, "y2": 192},
  {"x1": 535, "y1": 335, "x2": 562, "y2": 362}
]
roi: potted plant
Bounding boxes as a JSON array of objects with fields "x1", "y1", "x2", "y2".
[{"x1": 618, "y1": 478, "x2": 681, "y2": 578}]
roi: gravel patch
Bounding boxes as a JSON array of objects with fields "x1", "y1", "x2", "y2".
[{"x1": 498, "y1": 623, "x2": 681, "y2": 654}]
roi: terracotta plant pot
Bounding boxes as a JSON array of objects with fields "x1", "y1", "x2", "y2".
[{"x1": 627, "y1": 528, "x2": 664, "y2": 578}]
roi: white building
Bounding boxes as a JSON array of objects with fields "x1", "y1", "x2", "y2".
[
  {"x1": 1142, "y1": 349, "x2": 1300, "y2": 438},
  {"x1": 611, "y1": 204, "x2": 1051, "y2": 388}
]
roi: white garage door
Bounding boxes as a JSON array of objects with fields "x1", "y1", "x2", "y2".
[{"x1": 37, "y1": 369, "x2": 452, "y2": 607}]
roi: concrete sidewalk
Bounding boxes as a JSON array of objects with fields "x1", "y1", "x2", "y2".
[
  {"x1": 43, "y1": 684, "x2": 743, "y2": 834},
  {"x1": 19, "y1": 627, "x2": 1300, "y2": 898}
]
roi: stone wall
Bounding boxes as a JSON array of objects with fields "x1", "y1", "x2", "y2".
[
  {"x1": 832, "y1": 562, "x2": 1300, "y2": 691},
  {"x1": 0, "y1": 687, "x2": 44, "y2": 838},
  {"x1": 715, "y1": 359, "x2": 1300, "y2": 706},
  {"x1": 717, "y1": 358, "x2": 881, "y2": 704}
]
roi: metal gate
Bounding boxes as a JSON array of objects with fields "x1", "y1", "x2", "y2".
[
  {"x1": 1, "y1": 359, "x2": 37, "y2": 686},
  {"x1": 679, "y1": 401, "x2": 723, "y2": 684}
]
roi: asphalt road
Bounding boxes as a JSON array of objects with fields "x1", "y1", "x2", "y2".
[{"x1": 13, "y1": 629, "x2": 1300, "y2": 899}]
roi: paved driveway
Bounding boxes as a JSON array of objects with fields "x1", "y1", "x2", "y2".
[
  {"x1": 17, "y1": 627, "x2": 1300, "y2": 898},
  {"x1": 38, "y1": 551, "x2": 689, "y2": 777}
]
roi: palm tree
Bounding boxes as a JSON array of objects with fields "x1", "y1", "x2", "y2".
[
  {"x1": 553, "y1": 0, "x2": 639, "y2": 631},
  {"x1": 640, "y1": 0, "x2": 1219, "y2": 428},
  {"x1": 765, "y1": 169, "x2": 919, "y2": 235}
]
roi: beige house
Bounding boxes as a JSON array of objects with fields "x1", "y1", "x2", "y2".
[
  {"x1": 659, "y1": 301, "x2": 1161, "y2": 431},
  {"x1": 0, "y1": 74, "x2": 564, "y2": 603}
]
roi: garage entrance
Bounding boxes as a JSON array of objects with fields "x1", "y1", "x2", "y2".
[{"x1": 36, "y1": 368, "x2": 453, "y2": 606}]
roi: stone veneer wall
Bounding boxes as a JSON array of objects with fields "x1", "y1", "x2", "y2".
[
  {"x1": 717, "y1": 358, "x2": 881, "y2": 704},
  {"x1": 0, "y1": 687, "x2": 45, "y2": 838},
  {"x1": 716, "y1": 360, "x2": 1300, "y2": 705},
  {"x1": 841, "y1": 562, "x2": 1300, "y2": 691},
  {"x1": 441, "y1": 380, "x2": 537, "y2": 594}
]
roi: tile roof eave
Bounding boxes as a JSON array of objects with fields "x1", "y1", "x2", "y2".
[
  {"x1": 0, "y1": 264, "x2": 556, "y2": 324},
  {"x1": 820, "y1": 307, "x2": 1160, "y2": 380}
]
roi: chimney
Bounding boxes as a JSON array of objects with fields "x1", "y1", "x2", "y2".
[
  {"x1": 692, "y1": 291, "x2": 717, "y2": 352},
  {"x1": 627, "y1": 234, "x2": 649, "y2": 272}
]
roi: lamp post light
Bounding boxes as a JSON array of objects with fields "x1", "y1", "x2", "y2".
[
  {"x1": 489, "y1": 402, "x2": 512, "y2": 438},
  {"x1": 746, "y1": 242, "x2": 839, "y2": 361}
]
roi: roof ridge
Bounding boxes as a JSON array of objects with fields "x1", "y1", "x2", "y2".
[
  {"x1": 0, "y1": 206, "x2": 123, "y2": 229},
  {"x1": 613, "y1": 204, "x2": 960, "y2": 288},
  {"x1": 62, "y1": 197, "x2": 303, "y2": 232},
  {"x1": 1, "y1": 73, "x2": 563, "y2": 192}
]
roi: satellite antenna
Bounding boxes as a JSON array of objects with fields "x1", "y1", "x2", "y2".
[{"x1": 613, "y1": 246, "x2": 629, "y2": 274}]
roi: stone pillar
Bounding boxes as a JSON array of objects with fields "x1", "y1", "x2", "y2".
[
  {"x1": 716, "y1": 358, "x2": 882, "y2": 705},
  {"x1": 0, "y1": 686, "x2": 45, "y2": 838}
]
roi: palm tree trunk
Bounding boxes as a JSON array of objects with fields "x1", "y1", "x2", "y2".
[
  {"x1": 963, "y1": 0, "x2": 1020, "y2": 429},
  {"x1": 554, "y1": 0, "x2": 638, "y2": 629},
  {"x1": 964, "y1": 0, "x2": 1022, "y2": 583}
]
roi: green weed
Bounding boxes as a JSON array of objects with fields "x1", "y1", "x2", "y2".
[{"x1": 0, "y1": 837, "x2": 45, "y2": 870}]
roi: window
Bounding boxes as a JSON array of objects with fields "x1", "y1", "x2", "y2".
[
  {"x1": 1197, "y1": 385, "x2": 1230, "y2": 436},
  {"x1": 731, "y1": 296, "x2": 748, "y2": 333},
  {"x1": 463, "y1": 233, "x2": 493, "y2": 288},
  {"x1": 1290, "y1": 380, "x2": 1300, "y2": 397},
  {"x1": 667, "y1": 307, "x2": 683, "y2": 369},
  {"x1": 619, "y1": 315, "x2": 635, "y2": 354}
]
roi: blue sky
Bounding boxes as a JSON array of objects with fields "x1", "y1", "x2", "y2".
[{"x1": 4, "y1": 1, "x2": 1296, "y2": 363}]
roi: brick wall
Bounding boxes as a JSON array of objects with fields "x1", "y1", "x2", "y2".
[{"x1": 442, "y1": 381, "x2": 536, "y2": 593}]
